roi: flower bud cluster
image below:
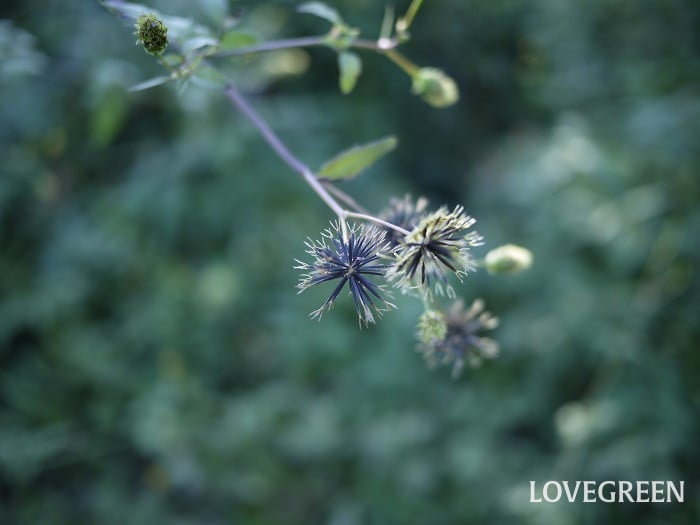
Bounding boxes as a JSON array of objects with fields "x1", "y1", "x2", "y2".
[{"x1": 134, "y1": 13, "x2": 168, "y2": 56}]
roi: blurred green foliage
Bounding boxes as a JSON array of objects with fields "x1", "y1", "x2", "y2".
[{"x1": 1, "y1": 1, "x2": 699, "y2": 523}]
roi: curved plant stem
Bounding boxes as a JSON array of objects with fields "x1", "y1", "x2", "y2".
[
  {"x1": 213, "y1": 33, "x2": 417, "y2": 80},
  {"x1": 102, "y1": 2, "x2": 411, "y2": 243},
  {"x1": 344, "y1": 212, "x2": 410, "y2": 235},
  {"x1": 383, "y1": 49, "x2": 419, "y2": 76},
  {"x1": 350, "y1": 38, "x2": 399, "y2": 51},
  {"x1": 398, "y1": 0, "x2": 425, "y2": 32},
  {"x1": 224, "y1": 83, "x2": 349, "y2": 239},
  {"x1": 213, "y1": 32, "x2": 418, "y2": 80},
  {"x1": 215, "y1": 36, "x2": 327, "y2": 58},
  {"x1": 322, "y1": 182, "x2": 368, "y2": 214},
  {"x1": 212, "y1": 36, "x2": 399, "y2": 59},
  {"x1": 223, "y1": 82, "x2": 411, "y2": 244}
]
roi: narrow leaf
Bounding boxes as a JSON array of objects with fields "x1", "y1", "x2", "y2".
[
  {"x1": 161, "y1": 54, "x2": 184, "y2": 67},
  {"x1": 219, "y1": 31, "x2": 257, "y2": 50},
  {"x1": 182, "y1": 36, "x2": 219, "y2": 53},
  {"x1": 297, "y1": 2, "x2": 342, "y2": 25},
  {"x1": 338, "y1": 52, "x2": 362, "y2": 94},
  {"x1": 128, "y1": 76, "x2": 172, "y2": 92},
  {"x1": 200, "y1": 0, "x2": 228, "y2": 23},
  {"x1": 318, "y1": 136, "x2": 398, "y2": 181},
  {"x1": 102, "y1": 1, "x2": 150, "y2": 20},
  {"x1": 191, "y1": 66, "x2": 226, "y2": 88},
  {"x1": 159, "y1": 15, "x2": 212, "y2": 41},
  {"x1": 176, "y1": 78, "x2": 190, "y2": 96}
]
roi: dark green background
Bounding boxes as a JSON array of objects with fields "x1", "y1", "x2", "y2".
[{"x1": 1, "y1": 1, "x2": 699, "y2": 523}]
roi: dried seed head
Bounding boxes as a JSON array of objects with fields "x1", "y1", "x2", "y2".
[
  {"x1": 388, "y1": 205, "x2": 483, "y2": 298},
  {"x1": 418, "y1": 298, "x2": 499, "y2": 378},
  {"x1": 295, "y1": 222, "x2": 395, "y2": 326},
  {"x1": 379, "y1": 194, "x2": 429, "y2": 247}
]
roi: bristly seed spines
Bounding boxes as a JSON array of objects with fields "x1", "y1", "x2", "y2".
[
  {"x1": 295, "y1": 221, "x2": 396, "y2": 326},
  {"x1": 386, "y1": 204, "x2": 483, "y2": 298}
]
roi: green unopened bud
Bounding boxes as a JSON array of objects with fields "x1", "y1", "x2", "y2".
[
  {"x1": 417, "y1": 310, "x2": 447, "y2": 344},
  {"x1": 134, "y1": 13, "x2": 168, "y2": 56},
  {"x1": 412, "y1": 67, "x2": 459, "y2": 108},
  {"x1": 484, "y1": 244, "x2": 533, "y2": 275}
]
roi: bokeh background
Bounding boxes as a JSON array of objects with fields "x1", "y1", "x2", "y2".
[{"x1": 2, "y1": 0, "x2": 699, "y2": 523}]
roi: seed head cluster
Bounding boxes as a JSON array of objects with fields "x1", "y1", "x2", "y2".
[
  {"x1": 379, "y1": 194, "x2": 428, "y2": 247},
  {"x1": 296, "y1": 198, "x2": 484, "y2": 322},
  {"x1": 418, "y1": 299, "x2": 499, "y2": 377},
  {"x1": 295, "y1": 222, "x2": 395, "y2": 326},
  {"x1": 295, "y1": 196, "x2": 504, "y2": 376},
  {"x1": 387, "y1": 205, "x2": 483, "y2": 298}
]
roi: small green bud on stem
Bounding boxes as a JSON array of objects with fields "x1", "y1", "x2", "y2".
[
  {"x1": 134, "y1": 13, "x2": 168, "y2": 56},
  {"x1": 412, "y1": 67, "x2": 459, "y2": 108},
  {"x1": 417, "y1": 310, "x2": 448, "y2": 344},
  {"x1": 484, "y1": 244, "x2": 533, "y2": 275}
]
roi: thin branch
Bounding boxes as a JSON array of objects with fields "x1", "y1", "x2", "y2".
[
  {"x1": 350, "y1": 38, "x2": 399, "y2": 51},
  {"x1": 214, "y1": 36, "x2": 326, "y2": 58},
  {"x1": 212, "y1": 32, "x2": 417, "y2": 82},
  {"x1": 384, "y1": 49, "x2": 419, "y2": 76},
  {"x1": 398, "y1": 0, "x2": 425, "y2": 32},
  {"x1": 224, "y1": 84, "x2": 347, "y2": 235},
  {"x1": 322, "y1": 182, "x2": 368, "y2": 214},
  {"x1": 345, "y1": 212, "x2": 409, "y2": 235},
  {"x1": 212, "y1": 35, "x2": 398, "y2": 59},
  {"x1": 223, "y1": 83, "x2": 412, "y2": 243}
]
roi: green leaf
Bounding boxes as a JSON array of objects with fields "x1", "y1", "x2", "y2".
[
  {"x1": 318, "y1": 136, "x2": 398, "y2": 181},
  {"x1": 161, "y1": 16, "x2": 212, "y2": 42},
  {"x1": 161, "y1": 54, "x2": 184, "y2": 67},
  {"x1": 128, "y1": 76, "x2": 172, "y2": 92},
  {"x1": 338, "y1": 52, "x2": 362, "y2": 94},
  {"x1": 219, "y1": 31, "x2": 257, "y2": 51},
  {"x1": 175, "y1": 77, "x2": 191, "y2": 96},
  {"x1": 182, "y1": 36, "x2": 219, "y2": 53},
  {"x1": 199, "y1": 0, "x2": 228, "y2": 24},
  {"x1": 191, "y1": 66, "x2": 226, "y2": 88},
  {"x1": 297, "y1": 2, "x2": 342, "y2": 25},
  {"x1": 102, "y1": 0, "x2": 150, "y2": 20},
  {"x1": 90, "y1": 88, "x2": 128, "y2": 147}
]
